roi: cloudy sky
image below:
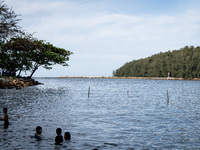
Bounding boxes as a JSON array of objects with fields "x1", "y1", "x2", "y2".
[{"x1": 5, "y1": 0, "x2": 200, "y2": 77}]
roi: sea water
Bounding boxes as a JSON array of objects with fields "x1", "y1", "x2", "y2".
[{"x1": 0, "y1": 78, "x2": 200, "y2": 149}]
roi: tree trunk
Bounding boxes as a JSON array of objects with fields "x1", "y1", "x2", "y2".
[
  {"x1": 29, "y1": 63, "x2": 39, "y2": 78},
  {"x1": 18, "y1": 69, "x2": 22, "y2": 77}
]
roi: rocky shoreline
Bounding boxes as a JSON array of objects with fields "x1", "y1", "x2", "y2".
[{"x1": 0, "y1": 77, "x2": 42, "y2": 89}]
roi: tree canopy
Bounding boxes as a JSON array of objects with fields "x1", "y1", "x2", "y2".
[
  {"x1": 113, "y1": 46, "x2": 200, "y2": 79},
  {"x1": 0, "y1": 1, "x2": 73, "y2": 77},
  {"x1": 0, "y1": 35, "x2": 73, "y2": 77}
]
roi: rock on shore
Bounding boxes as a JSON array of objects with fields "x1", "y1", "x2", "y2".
[{"x1": 0, "y1": 77, "x2": 42, "y2": 89}]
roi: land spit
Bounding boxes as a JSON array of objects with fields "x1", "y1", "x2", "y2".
[{"x1": 60, "y1": 76, "x2": 200, "y2": 80}]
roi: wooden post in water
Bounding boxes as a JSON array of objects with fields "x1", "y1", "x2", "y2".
[
  {"x1": 127, "y1": 90, "x2": 129, "y2": 97},
  {"x1": 88, "y1": 86, "x2": 90, "y2": 98},
  {"x1": 167, "y1": 90, "x2": 169, "y2": 105}
]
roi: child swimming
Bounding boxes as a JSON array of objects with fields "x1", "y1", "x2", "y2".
[
  {"x1": 35, "y1": 126, "x2": 42, "y2": 140},
  {"x1": 64, "y1": 132, "x2": 71, "y2": 141},
  {"x1": 0, "y1": 108, "x2": 9, "y2": 126},
  {"x1": 55, "y1": 128, "x2": 63, "y2": 145}
]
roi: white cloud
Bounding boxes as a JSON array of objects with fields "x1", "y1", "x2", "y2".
[{"x1": 4, "y1": 0, "x2": 200, "y2": 77}]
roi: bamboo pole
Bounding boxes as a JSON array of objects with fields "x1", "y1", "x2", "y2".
[
  {"x1": 127, "y1": 90, "x2": 129, "y2": 97},
  {"x1": 167, "y1": 90, "x2": 169, "y2": 105},
  {"x1": 88, "y1": 86, "x2": 90, "y2": 98}
]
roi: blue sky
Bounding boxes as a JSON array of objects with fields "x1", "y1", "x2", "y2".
[{"x1": 5, "y1": 0, "x2": 200, "y2": 77}]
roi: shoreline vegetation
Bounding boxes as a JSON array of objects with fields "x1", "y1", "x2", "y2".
[
  {"x1": 0, "y1": 77, "x2": 42, "y2": 89},
  {"x1": 60, "y1": 76, "x2": 200, "y2": 80},
  {"x1": 113, "y1": 46, "x2": 200, "y2": 79}
]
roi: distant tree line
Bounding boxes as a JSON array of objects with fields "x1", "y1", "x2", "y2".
[
  {"x1": 0, "y1": 1, "x2": 72, "y2": 78},
  {"x1": 113, "y1": 46, "x2": 200, "y2": 79}
]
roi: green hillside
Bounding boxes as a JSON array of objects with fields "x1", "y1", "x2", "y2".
[{"x1": 113, "y1": 46, "x2": 200, "y2": 79}]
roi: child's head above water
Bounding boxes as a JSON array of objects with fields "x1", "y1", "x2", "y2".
[
  {"x1": 56, "y1": 128, "x2": 62, "y2": 135},
  {"x1": 36, "y1": 126, "x2": 42, "y2": 134},
  {"x1": 64, "y1": 132, "x2": 71, "y2": 141},
  {"x1": 3, "y1": 108, "x2": 7, "y2": 113},
  {"x1": 35, "y1": 126, "x2": 42, "y2": 140}
]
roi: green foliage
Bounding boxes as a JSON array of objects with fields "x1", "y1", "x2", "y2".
[
  {"x1": 1, "y1": 35, "x2": 37, "y2": 72},
  {"x1": 113, "y1": 46, "x2": 200, "y2": 79},
  {"x1": 0, "y1": 1, "x2": 72, "y2": 78},
  {"x1": 0, "y1": 34, "x2": 73, "y2": 77},
  {"x1": 0, "y1": 1, "x2": 22, "y2": 43}
]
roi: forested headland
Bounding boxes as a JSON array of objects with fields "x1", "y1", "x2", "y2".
[{"x1": 113, "y1": 46, "x2": 200, "y2": 79}]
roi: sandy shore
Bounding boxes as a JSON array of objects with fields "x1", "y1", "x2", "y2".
[{"x1": 60, "y1": 76, "x2": 200, "y2": 80}]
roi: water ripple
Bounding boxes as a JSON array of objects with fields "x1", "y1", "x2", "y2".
[{"x1": 0, "y1": 78, "x2": 200, "y2": 149}]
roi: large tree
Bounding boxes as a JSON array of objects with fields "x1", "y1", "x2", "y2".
[
  {"x1": 1, "y1": 35, "x2": 73, "y2": 77},
  {"x1": 0, "y1": 0, "x2": 22, "y2": 43},
  {"x1": 0, "y1": 1, "x2": 73, "y2": 77},
  {"x1": 1, "y1": 34, "x2": 38, "y2": 75},
  {"x1": 28, "y1": 41, "x2": 73, "y2": 78}
]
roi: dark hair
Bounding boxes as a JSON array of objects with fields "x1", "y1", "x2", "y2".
[
  {"x1": 36, "y1": 126, "x2": 42, "y2": 134},
  {"x1": 56, "y1": 128, "x2": 62, "y2": 135},
  {"x1": 64, "y1": 132, "x2": 71, "y2": 140},
  {"x1": 3, "y1": 108, "x2": 7, "y2": 112}
]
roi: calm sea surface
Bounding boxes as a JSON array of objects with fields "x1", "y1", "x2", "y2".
[{"x1": 0, "y1": 78, "x2": 200, "y2": 150}]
